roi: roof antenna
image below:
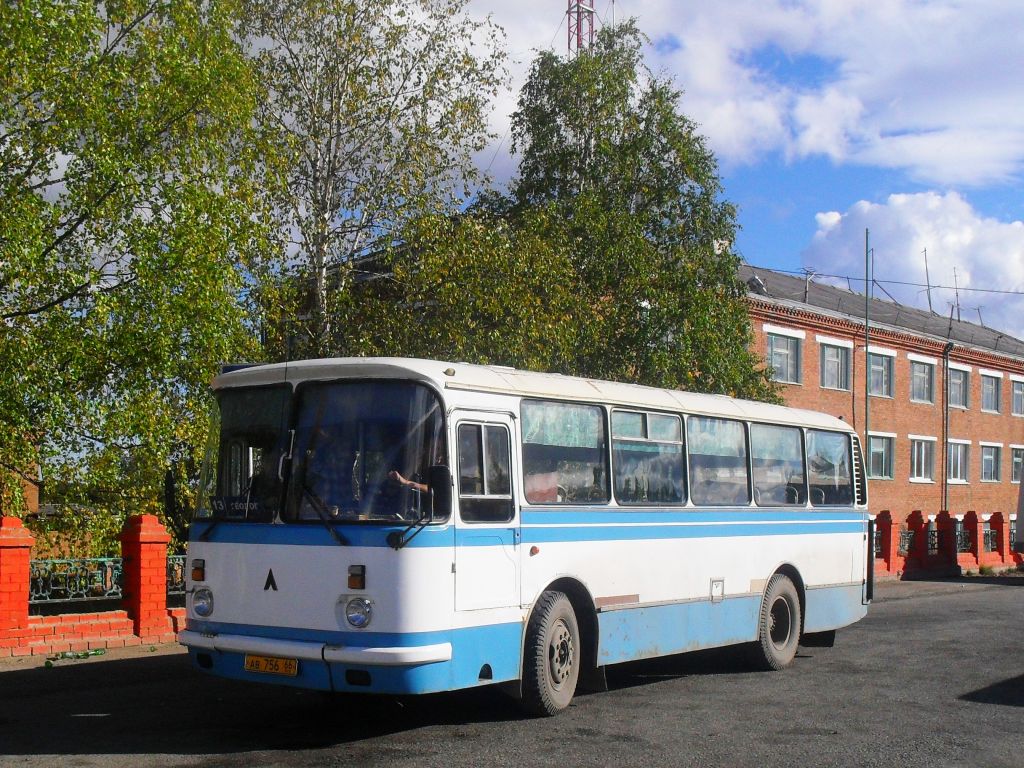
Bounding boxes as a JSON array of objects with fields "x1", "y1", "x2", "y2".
[
  {"x1": 922, "y1": 248, "x2": 934, "y2": 313},
  {"x1": 802, "y1": 269, "x2": 817, "y2": 302},
  {"x1": 952, "y1": 267, "x2": 961, "y2": 321}
]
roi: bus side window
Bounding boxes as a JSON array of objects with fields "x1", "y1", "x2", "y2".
[
  {"x1": 750, "y1": 423, "x2": 806, "y2": 506},
  {"x1": 686, "y1": 416, "x2": 749, "y2": 506},
  {"x1": 458, "y1": 423, "x2": 514, "y2": 523},
  {"x1": 806, "y1": 429, "x2": 853, "y2": 506},
  {"x1": 612, "y1": 410, "x2": 686, "y2": 505},
  {"x1": 521, "y1": 401, "x2": 608, "y2": 505}
]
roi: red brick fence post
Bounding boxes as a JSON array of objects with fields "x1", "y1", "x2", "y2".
[
  {"x1": 119, "y1": 514, "x2": 175, "y2": 643},
  {"x1": 0, "y1": 517, "x2": 34, "y2": 635}
]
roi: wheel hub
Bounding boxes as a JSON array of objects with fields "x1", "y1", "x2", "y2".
[{"x1": 548, "y1": 619, "x2": 575, "y2": 686}]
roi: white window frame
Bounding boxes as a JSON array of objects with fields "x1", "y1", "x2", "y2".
[
  {"x1": 980, "y1": 442, "x2": 1002, "y2": 482},
  {"x1": 909, "y1": 435, "x2": 936, "y2": 483},
  {"x1": 868, "y1": 348, "x2": 895, "y2": 398},
  {"x1": 948, "y1": 364, "x2": 971, "y2": 409},
  {"x1": 819, "y1": 342, "x2": 851, "y2": 391},
  {"x1": 947, "y1": 439, "x2": 970, "y2": 483},
  {"x1": 910, "y1": 360, "x2": 935, "y2": 404},
  {"x1": 1011, "y1": 445, "x2": 1024, "y2": 484},
  {"x1": 867, "y1": 432, "x2": 895, "y2": 480},
  {"x1": 766, "y1": 327, "x2": 803, "y2": 385},
  {"x1": 1011, "y1": 376, "x2": 1024, "y2": 416},
  {"x1": 981, "y1": 371, "x2": 1002, "y2": 413}
]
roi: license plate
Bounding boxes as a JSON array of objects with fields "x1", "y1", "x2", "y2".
[{"x1": 243, "y1": 654, "x2": 298, "y2": 676}]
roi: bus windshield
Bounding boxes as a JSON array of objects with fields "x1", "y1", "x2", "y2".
[
  {"x1": 284, "y1": 381, "x2": 446, "y2": 523},
  {"x1": 199, "y1": 385, "x2": 292, "y2": 522},
  {"x1": 197, "y1": 380, "x2": 446, "y2": 524},
  {"x1": 195, "y1": 382, "x2": 444, "y2": 528}
]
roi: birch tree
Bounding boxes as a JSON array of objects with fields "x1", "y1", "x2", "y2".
[{"x1": 244, "y1": 0, "x2": 504, "y2": 358}]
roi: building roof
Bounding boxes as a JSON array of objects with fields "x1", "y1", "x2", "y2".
[{"x1": 739, "y1": 264, "x2": 1024, "y2": 360}]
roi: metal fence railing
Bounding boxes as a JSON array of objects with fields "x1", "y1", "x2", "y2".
[{"x1": 29, "y1": 558, "x2": 123, "y2": 605}]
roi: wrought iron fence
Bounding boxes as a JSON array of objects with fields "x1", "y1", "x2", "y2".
[
  {"x1": 167, "y1": 555, "x2": 186, "y2": 596},
  {"x1": 899, "y1": 529, "x2": 915, "y2": 555},
  {"x1": 29, "y1": 558, "x2": 123, "y2": 604},
  {"x1": 927, "y1": 529, "x2": 941, "y2": 555},
  {"x1": 983, "y1": 528, "x2": 997, "y2": 553},
  {"x1": 955, "y1": 528, "x2": 972, "y2": 553},
  {"x1": 873, "y1": 526, "x2": 882, "y2": 557}
]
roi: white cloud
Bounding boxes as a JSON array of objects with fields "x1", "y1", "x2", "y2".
[
  {"x1": 803, "y1": 191, "x2": 1024, "y2": 339},
  {"x1": 467, "y1": 0, "x2": 1024, "y2": 186}
]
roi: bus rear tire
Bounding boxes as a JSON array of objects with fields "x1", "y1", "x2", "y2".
[
  {"x1": 751, "y1": 573, "x2": 801, "y2": 671},
  {"x1": 521, "y1": 590, "x2": 580, "y2": 716}
]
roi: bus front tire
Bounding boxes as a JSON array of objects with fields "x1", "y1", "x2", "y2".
[
  {"x1": 521, "y1": 590, "x2": 580, "y2": 716},
  {"x1": 752, "y1": 573, "x2": 801, "y2": 671}
]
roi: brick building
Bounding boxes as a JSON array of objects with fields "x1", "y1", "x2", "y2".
[{"x1": 740, "y1": 265, "x2": 1023, "y2": 573}]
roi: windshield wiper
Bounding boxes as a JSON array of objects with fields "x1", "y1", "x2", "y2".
[
  {"x1": 387, "y1": 490, "x2": 433, "y2": 550},
  {"x1": 299, "y1": 480, "x2": 350, "y2": 547}
]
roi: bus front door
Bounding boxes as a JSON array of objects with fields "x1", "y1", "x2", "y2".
[{"x1": 452, "y1": 412, "x2": 521, "y2": 611}]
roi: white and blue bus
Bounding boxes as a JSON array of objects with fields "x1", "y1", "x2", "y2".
[{"x1": 180, "y1": 357, "x2": 872, "y2": 715}]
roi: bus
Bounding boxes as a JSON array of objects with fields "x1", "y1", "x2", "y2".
[{"x1": 179, "y1": 357, "x2": 872, "y2": 715}]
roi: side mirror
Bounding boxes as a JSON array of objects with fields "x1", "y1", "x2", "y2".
[{"x1": 427, "y1": 465, "x2": 453, "y2": 519}]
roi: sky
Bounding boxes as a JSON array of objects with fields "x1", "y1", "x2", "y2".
[{"x1": 464, "y1": 0, "x2": 1024, "y2": 340}]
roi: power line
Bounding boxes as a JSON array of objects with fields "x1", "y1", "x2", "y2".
[{"x1": 746, "y1": 264, "x2": 1024, "y2": 298}]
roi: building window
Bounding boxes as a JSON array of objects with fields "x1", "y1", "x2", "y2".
[
  {"x1": 867, "y1": 435, "x2": 894, "y2": 479},
  {"x1": 948, "y1": 369, "x2": 969, "y2": 408},
  {"x1": 868, "y1": 353, "x2": 894, "y2": 397},
  {"x1": 910, "y1": 439, "x2": 935, "y2": 481},
  {"x1": 910, "y1": 361, "x2": 934, "y2": 403},
  {"x1": 947, "y1": 442, "x2": 969, "y2": 482},
  {"x1": 1012, "y1": 447, "x2": 1024, "y2": 483},
  {"x1": 820, "y1": 344, "x2": 850, "y2": 390},
  {"x1": 981, "y1": 375, "x2": 1001, "y2": 413},
  {"x1": 767, "y1": 333, "x2": 801, "y2": 384},
  {"x1": 981, "y1": 445, "x2": 1002, "y2": 482},
  {"x1": 1013, "y1": 381, "x2": 1024, "y2": 416}
]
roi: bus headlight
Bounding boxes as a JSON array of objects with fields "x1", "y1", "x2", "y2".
[
  {"x1": 192, "y1": 588, "x2": 215, "y2": 617},
  {"x1": 345, "y1": 597, "x2": 372, "y2": 628}
]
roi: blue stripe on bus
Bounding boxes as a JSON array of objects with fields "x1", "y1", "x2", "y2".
[
  {"x1": 190, "y1": 509, "x2": 867, "y2": 547},
  {"x1": 520, "y1": 507, "x2": 864, "y2": 525},
  {"x1": 522, "y1": 520, "x2": 863, "y2": 544},
  {"x1": 189, "y1": 520, "x2": 455, "y2": 548}
]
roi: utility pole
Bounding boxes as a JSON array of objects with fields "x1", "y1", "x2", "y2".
[{"x1": 864, "y1": 229, "x2": 871, "y2": 461}]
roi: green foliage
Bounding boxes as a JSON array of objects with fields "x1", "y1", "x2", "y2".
[
  {"x1": 495, "y1": 20, "x2": 776, "y2": 401},
  {"x1": 337, "y1": 209, "x2": 586, "y2": 370},
  {"x1": 243, "y1": 0, "x2": 505, "y2": 359},
  {"x1": 0, "y1": 0, "x2": 265, "y2": 549}
]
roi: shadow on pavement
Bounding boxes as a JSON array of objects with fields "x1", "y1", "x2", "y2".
[
  {"x1": 0, "y1": 641, "x2": 780, "y2": 756},
  {"x1": 960, "y1": 674, "x2": 1024, "y2": 708}
]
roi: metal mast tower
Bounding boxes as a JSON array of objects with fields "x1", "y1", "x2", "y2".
[{"x1": 567, "y1": 0, "x2": 595, "y2": 56}]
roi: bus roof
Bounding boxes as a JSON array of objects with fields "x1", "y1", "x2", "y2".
[{"x1": 213, "y1": 357, "x2": 854, "y2": 433}]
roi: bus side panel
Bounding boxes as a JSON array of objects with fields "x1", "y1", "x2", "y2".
[
  {"x1": 803, "y1": 584, "x2": 868, "y2": 633},
  {"x1": 596, "y1": 597, "x2": 760, "y2": 665}
]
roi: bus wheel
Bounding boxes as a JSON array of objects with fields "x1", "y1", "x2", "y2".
[
  {"x1": 752, "y1": 573, "x2": 801, "y2": 671},
  {"x1": 522, "y1": 590, "x2": 580, "y2": 716}
]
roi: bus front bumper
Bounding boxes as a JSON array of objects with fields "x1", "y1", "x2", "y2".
[{"x1": 177, "y1": 630, "x2": 453, "y2": 666}]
